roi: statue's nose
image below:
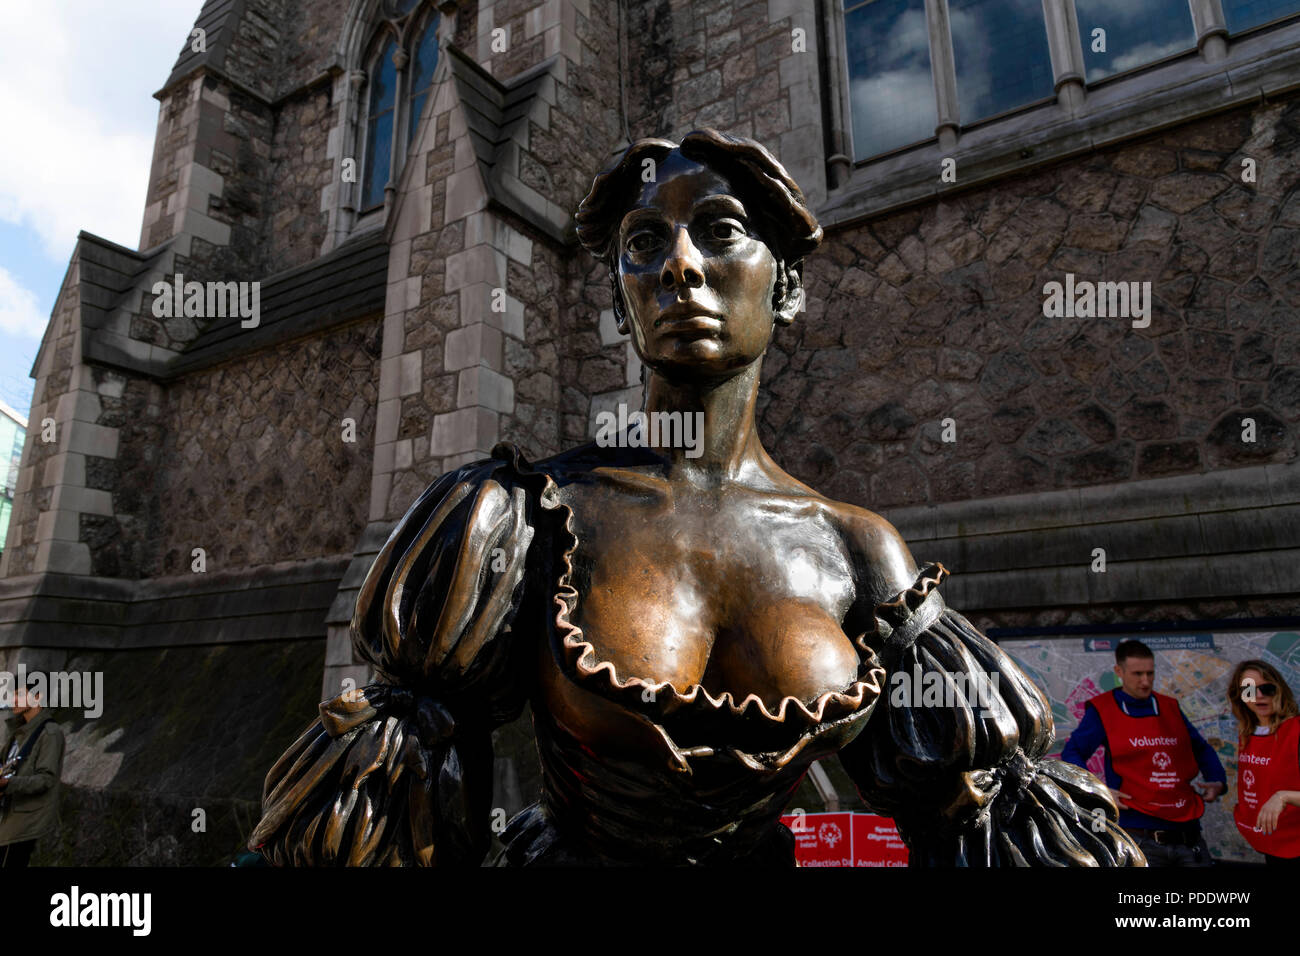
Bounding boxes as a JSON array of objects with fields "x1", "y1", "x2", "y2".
[{"x1": 661, "y1": 227, "x2": 704, "y2": 292}]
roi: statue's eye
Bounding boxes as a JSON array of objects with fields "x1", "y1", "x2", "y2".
[
  {"x1": 708, "y1": 219, "x2": 745, "y2": 242},
  {"x1": 626, "y1": 231, "x2": 662, "y2": 253}
]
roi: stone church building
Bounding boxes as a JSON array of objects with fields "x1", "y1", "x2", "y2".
[{"x1": 1, "y1": 0, "x2": 1297, "y2": 863}]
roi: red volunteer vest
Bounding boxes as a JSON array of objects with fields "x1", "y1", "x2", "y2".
[
  {"x1": 1234, "y1": 715, "x2": 1300, "y2": 858},
  {"x1": 1091, "y1": 691, "x2": 1205, "y2": 823}
]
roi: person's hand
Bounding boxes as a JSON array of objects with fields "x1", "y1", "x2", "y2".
[
  {"x1": 1108, "y1": 788, "x2": 1132, "y2": 807},
  {"x1": 1257, "y1": 792, "x2": 1287, "y2": 834},
  {"x1": 1195, "y1": 781, "x2": 1226, "y2": 802}
]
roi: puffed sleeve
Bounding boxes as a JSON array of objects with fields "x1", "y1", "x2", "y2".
[
  {"x1": 838, "y1": 564, "x2": 1145, "y2": 867},
  {"x1": 247, "y1": 444, "x2": 541, "y2": 866}
]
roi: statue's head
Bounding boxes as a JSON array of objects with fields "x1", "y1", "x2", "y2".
[{"x1": 576, "y1": 129, "x2": 822, "y2": 381}]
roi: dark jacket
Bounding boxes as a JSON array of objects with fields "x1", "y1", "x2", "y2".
[{"x1": 0, "y1": 711, "x2": 65, "y2": 845}]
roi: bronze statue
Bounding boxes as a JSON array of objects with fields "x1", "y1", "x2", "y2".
[{"x1": 249, "y1": 130, "x2": 1145, "y2": 866}]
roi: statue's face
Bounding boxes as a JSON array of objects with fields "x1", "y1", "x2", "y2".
[{"x1": 615, "y1": 152, "x2": 779, "y2": 380}]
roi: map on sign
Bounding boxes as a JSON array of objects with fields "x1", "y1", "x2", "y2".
[{"x1": 999, "y1": 631, "x2": 1300, "y2": 863}]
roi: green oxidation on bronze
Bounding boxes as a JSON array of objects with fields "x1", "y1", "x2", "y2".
[{"x1": 250, "y1": 131, "x2": 1145, "y2": 867}]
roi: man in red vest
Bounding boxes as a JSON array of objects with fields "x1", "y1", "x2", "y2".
[{"x1": 1062, "y1": 639, "x2": 1227, "y2": 865}]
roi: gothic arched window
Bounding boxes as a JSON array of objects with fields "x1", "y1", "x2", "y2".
[{"x1": 357, "y1": 1, "x2": 441, "y2": 215}]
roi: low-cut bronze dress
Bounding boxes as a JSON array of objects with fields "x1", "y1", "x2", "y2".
[{"x1": 249, "y1": 442, "x2": 1141, "y2": 867}]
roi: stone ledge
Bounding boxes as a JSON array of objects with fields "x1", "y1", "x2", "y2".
[
  {"x1": 886, "y1": 459, "x2": 1295, "y2": 540},
  {"x1": 0, "y1": 555, "x2": 350, "y2": 650},
  {"x1": 885, "y1": 460, "x2": 1300, "y2": 611}
]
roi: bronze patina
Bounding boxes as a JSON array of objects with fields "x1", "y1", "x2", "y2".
[{"x1": 249, "y1": 130, "x2": 1145, "y2": 867}]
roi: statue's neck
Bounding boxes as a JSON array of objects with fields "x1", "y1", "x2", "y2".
[{"x1": 642, "y1": 362, "x2": 766, "y2": 485}]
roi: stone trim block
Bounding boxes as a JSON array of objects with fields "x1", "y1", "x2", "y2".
[
  {"x1": 376, "y1": 398, "x2": 401, "y2": 445},
  {"x1": 456, "y1": 366, "x2": 515, "y2": 413},
  {"x1": 36, "y1": 509, "x2": 80, "y2": 544},
  {"x1": 369, "y1": 471, "x2": 393, "y2": 523},
  {"x1": 399, "y1": 350, "x2": 422, "y2": 396},
  {"x1": 431, "y1": 405, "x2": 500, "y2": 456},
  {"x1": 445, "y1": 167, "x2": 489, "y2": 221},
  {"x1": 460, "y1": 283, "x2": 525, "y2": 339},
  {"x1": 34, "y1": 539, "x2": 92, "y2": 576},
  {"x1": 65, "y1": 423, "x2": 120, "y2": 459},
  {"x1": 41, "y1": 453, "x2": 85, "y2": 491},
  {"x1": 445, "y1": 244, "x2": 507, "y2": 293},
  {"x1": 445, "y1": 323, "x2": 504, "y2": 371},
  {"x1": 50, "y1": 485, "x2": 113, "y2": 517}
]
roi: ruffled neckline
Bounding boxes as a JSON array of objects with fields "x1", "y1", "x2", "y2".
[
  {"x1": 545, "y1": 490, "x2": 885, "y2": 728},
  {"x1": 483, "y1": 442, "x2": 944, "y2": 771},
  {"x1": 491, "y1": 441, "x2": 951, "y2": 769}
]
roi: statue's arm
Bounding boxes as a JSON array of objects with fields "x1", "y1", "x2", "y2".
[
  {"x1": 248, "y1": 452, "x2": 537, "y2": 866},
  {"x1": 836, "y1": 514, "x2": 1144, "y2": 867}
]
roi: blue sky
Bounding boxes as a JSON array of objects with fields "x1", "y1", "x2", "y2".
[{"x1": 0, "y1": 1, "x2": 203, "y2": 417}]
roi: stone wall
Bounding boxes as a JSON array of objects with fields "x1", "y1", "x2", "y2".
[
  {"x1": 758, "y1": 96, "x2": 1299, "y2": 511},
  {"x1": 280, "y1": 0, "x2": 352, "y2": 93},
  {"x1": 510, "y1": 0, "x2": 622, "y2": 230},
  {"x1": 140, "y1": 74, "x2": 275, "y2": 287},
  {"x1": 108, "y1": 319, "x2": 383, "y2": 578},
  {"x1": 2, "y1": 258, "x2": 82, "y2": 578},
  {"x1": 626, "y1": 0, "x2": 795, "y2": 145},
  {"x1": 219, "y1": 0, "x2": 289, "y2": 101},
  {"x1": 80, "y1": 369, "x2": 161, "y2": 579},
  {"x1": 264, "y1": 84, "x2": 336, "y2": 274},
  {"x1": 3, "y1": 639, "x2": 324, "y2": 867},
  {"x1": 501, "y1": 225, "x2": 568, "y2": 459}
]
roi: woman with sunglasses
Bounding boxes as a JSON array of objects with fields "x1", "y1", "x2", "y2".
[{"x1": 1229, "y1": 660, "x2": 1300, "y2": 865}]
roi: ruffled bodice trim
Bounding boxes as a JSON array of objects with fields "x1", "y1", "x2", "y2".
[{"x1": 490, "y1": 441, "x2": 958, "y2": 772}]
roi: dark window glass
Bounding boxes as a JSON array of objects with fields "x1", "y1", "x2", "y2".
[
  {"x1": 1074, "y1": 0, "x2": 1196, "y2": 83},
  {"x1": 385, "y1": 0, "x2": 419, "y2": 16},
  {"x1": 1222, "y1": 0, "x2": 1300, "y2": 33},
  {"x1": 362, "y1": 38, "x2": 398, "y2": 211},
  {"x1": 408, "y1": 16, "x2": 441, "y2": 147},
  {"x1": 948, "y1": 0, "x2": 1054, "y2": 123},
  {"x1": 844, "y1": 0, "x2": 937, "y2": 159}
]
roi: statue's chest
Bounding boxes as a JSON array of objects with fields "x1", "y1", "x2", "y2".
[{"x1": 556, "y1": 483, "x2": 861, "y2": 707}]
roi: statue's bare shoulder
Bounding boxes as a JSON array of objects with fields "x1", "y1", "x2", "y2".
[{"x1": 756, "y1": 456, "x2": 924, "y2": 612}]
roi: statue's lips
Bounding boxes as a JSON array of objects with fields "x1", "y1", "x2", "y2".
[{"x1": 655, "y1": 311, "x2": 724, "y2": 332}]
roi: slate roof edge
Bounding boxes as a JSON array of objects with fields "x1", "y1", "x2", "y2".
[
  {"x1": 443, "y1": 44, "x2": 575, "y2": 246},
  {"x1": 162, "y1": 233, "x2": 388, "y2": 379},
  {"x1": 156, "y1": 0, "x2": 246, "y2": 99}
]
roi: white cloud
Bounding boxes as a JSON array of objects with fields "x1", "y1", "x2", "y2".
[
  {"x1": 0, "y1": 267, "x2": 48, "y2": 339},
  {"x1": 851, "y1": 67, "x2": 937, "y2": 157},
  {"x1": 0, "y1": 1, "x2": 202, "y2": 262}
]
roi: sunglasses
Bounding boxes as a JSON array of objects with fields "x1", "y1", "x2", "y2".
[{"x1": 1240, "y1": 682, "x2": 1278, "y2": 698}]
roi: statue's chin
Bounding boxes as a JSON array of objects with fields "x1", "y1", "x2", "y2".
[{"x1": 641, "y1": 346, "x2": 762, "y2": 385}]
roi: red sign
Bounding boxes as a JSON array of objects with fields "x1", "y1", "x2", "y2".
[
  {"x1": 778, "y1": 811, "x2": 908, "y2": 867},
  {"x1": 851, "y1": 813, "x2": 909, "y2": 867}
]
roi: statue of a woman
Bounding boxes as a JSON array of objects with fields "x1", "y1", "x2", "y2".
[{"x1": 249, "y1": 130, "x2": 1144, "y2": 867}]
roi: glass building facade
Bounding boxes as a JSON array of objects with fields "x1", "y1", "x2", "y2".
[{"x1": 0, "y1": 404, "x2": 27, "y2": 554}]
